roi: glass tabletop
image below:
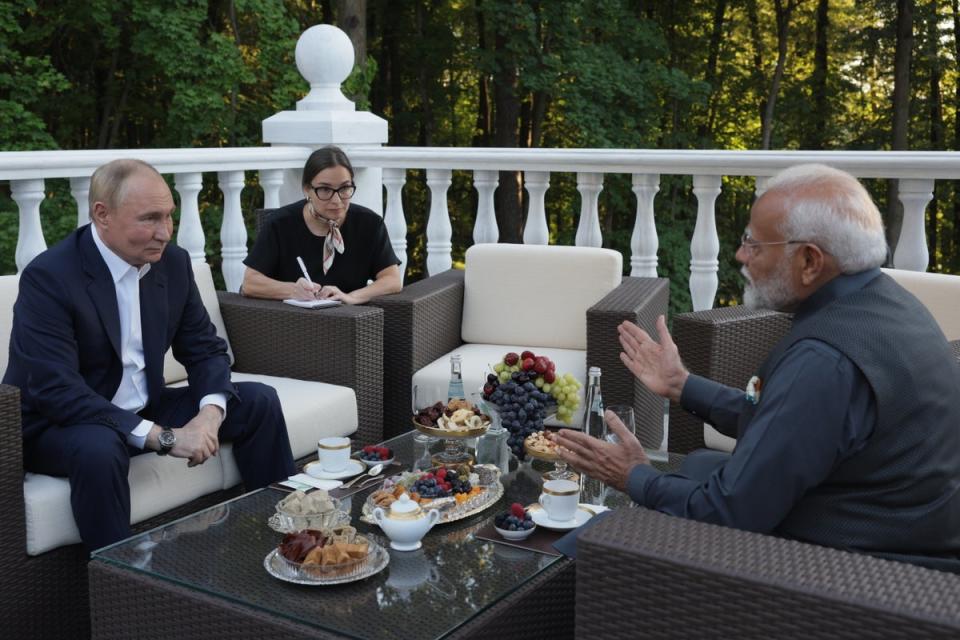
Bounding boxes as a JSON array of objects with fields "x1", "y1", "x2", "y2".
[{"x1": 93, "y1": 430, "x2": 684, "y2": 640}]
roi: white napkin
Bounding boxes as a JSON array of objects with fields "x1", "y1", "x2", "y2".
[{"x1": 280, "y1": 474, "x2": 343, "y2": 491}]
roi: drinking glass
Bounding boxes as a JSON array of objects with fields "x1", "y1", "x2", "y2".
[{"x1": 603, "y1": 405, "x2": 636, "y2": 444}]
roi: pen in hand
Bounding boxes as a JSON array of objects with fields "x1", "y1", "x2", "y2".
[{"x1": 295, "y1": 256, "x2": 321, "y2": 298}]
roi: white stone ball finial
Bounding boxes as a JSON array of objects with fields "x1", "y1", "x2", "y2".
[{"x1": 295, "y1": 24, "x2": 355, "y2": 112}]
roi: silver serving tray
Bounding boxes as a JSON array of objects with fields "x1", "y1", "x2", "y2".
[{"x1": 264, "y1": 541, "x2": 389, "y2": 586}]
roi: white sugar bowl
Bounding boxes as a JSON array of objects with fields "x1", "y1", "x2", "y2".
[{"x1": 372, "y1": 493, "x2": 440, "y2": 551}]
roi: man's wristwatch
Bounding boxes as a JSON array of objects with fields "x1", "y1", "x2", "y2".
[{"x1": 157, "y1": 428, "x2": 176, "y2": 456}]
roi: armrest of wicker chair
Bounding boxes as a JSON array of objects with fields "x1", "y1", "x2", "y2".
[
  {"x1": 0, "y1": 384, "x2": 26, "y2": 615},
  {"x1": 668, "y1": 307, "x2": 792, "y2": 454},
  {"x1": 577, "y1": 507, "x2": 960, "y2": 638},
  {"x1": 368, "y1": 269, "x2": 465, "y2": 439},
  {"x1": 586, "y1": 277, "x2": 670, "y2": 449},
  {"x1": 217, "y1": 292, "x2": 384, "y2": 446}
]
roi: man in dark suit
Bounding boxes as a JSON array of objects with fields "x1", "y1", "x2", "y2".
[{"x1": 4, "y1": 159, "x2": 296, "y2": 551}]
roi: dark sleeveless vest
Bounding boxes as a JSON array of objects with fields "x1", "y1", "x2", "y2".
[{"x1": 737, "y1": 273, "x2": 960, "y2": 561}]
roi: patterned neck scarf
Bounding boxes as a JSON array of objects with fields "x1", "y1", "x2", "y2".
[{"x1": 322, "y1": 218, "x2": 344, "y2": 275}]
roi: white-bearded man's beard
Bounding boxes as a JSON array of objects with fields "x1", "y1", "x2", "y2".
[{"x1": 741, "y1": 263, "x2": 799, "y2": 311}]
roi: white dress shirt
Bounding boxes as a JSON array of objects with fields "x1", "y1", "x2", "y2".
[{"x1": 91, "y1": 225, "x2": 225, "y2": 449}]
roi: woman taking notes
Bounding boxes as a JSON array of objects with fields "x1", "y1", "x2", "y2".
[{"x1": 241, "y1": 145, "x2": 402, "y2": 304}]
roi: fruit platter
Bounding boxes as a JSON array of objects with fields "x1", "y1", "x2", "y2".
[
  {"x1": 412, "y1": 398, "x2": 491, "y2": 438},
  {"x1": 481, "y1": 350, "x2": 582, "y2": 460},
  {"x1": 362, "y1": 464, "x2": 503, "y2": 526}
]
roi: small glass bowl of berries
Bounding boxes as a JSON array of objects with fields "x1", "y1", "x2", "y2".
[
  {"x1": 494, "y1": 502, "x2": 536, "y2": 541},
  {"x1": 359, "y1": 445, "x2": 394, "y2": 467}
]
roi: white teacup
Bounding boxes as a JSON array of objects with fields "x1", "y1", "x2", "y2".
[
  {"x1": 317, "y1": 437, "x2": 351, "y2": 472},
  {"x1": 538, "y1": 478, "x2": 580, "y2": 522}
]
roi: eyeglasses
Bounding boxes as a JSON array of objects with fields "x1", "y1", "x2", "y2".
[
  {"x1": 739, "y1": 229, "x2": 805, "y2": 256},
  {"x1": 311, "y1": 184, "x2": 356, "y2": 201}
]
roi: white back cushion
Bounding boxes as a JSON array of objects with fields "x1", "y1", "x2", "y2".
[
  {"x1": 0, "y1": 275, "x2": 19, "y2": 377},
  {"x1": 461, "y1": 244, "x2": 622, "y2": 349},
  {"x1": 163, "y1": 261, "x2": 234, "y2": 384},
  {"x1": 882, "y1": 268, "x2": 960, "y2": 341}
]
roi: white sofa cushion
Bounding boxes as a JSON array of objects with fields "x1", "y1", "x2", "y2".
[
  {"x1": 412, "y1": 343, "x2": 586, "y2": 428},
  {"x1": 211, "y1": 372, "x2": 357, "y2": 489},
  {"x1": 461, "y1": 244, "x2": 622, "y2": 349},
  {"x1": 882, "y1": 268, "x2": 960, "y2": 341},
  {"x1": 0, "y1": 275, "x2": 17, "y2": 375},
  {"x1": 24, "y1": 450, "x2": 225, "y2": 556},
  {"x1": 163, "y1": 261, "x2": 234, "y2": 384}
]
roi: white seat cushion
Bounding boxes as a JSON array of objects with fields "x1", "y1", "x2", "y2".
[
  {"x1": 412, "y1": 343, "x2": 587, "y2": 428},
  {"x1": 163, "y1": 261, "x2": 235, "y2": 384},
  {"x1": 461, "y1": 244, "x2": 622, "y2": 349},
  {"x1": 170, "y1": 373, "x2": 358, "y2": 489},
  {"x1": 882, "y1": 268, "x2": 960, "y2": 341},
  {"x1": 24, "y1": 450, "x2": 225, "y2": 556},
  {"x1": 0, "y1": 275, "x2": 18, "y2": 375}
]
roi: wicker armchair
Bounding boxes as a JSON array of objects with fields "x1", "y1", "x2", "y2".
[
  {"x1": 573, "y1": 305, "x2": 960, "y2": 639},
  {"x1": 369, "y1": 268, "x2": 670, "y2": 446},
  {"x1": 0, "y1": 294, "x2": 383, "y2": 639}
]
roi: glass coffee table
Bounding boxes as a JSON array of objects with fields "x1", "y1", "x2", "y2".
[{"x1": 88, "y1": 431, "x2": 683, "y2": 639}]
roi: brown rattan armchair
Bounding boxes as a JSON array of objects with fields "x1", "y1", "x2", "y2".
[
  {"x1": 0, "y1": 294, "x2": 383, "y2": 639},
  {"x1": 369, "y1": 268, "x2": 670, "y2": 447},
  {"x1": 573, "y1": 305, "x2": 960, "y2": 639}
]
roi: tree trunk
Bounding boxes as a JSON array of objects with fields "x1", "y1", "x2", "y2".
[
  {"x1": 887, "y1": 0, "x2": 913, "y2": 255},
  {"x1": 805, "y1": 0, "x2": 829, "y2": 150},
  {"x1": 472, "y1": 0, "x2": 491, "y2": 147},
  {"x1": 336, "y1": 0, "x2": 367, "y2": 68},
  {"x1": 492, "y1": 16, "x2": 522, "y2": 242},
  {"x1": 415, "y1": 3, "x2": 433, "y2": 146},
  {"x1": 745, "y1": 0, "x2": 767, "y2": 138},
  {"x1": 697, "y1": 0, "x2": 727, "y2": 145},
  {"x1": 761, "y1": 0, "x2": 801, "y2": 150},
  {"x1": 927, "y1": 2, "x2": 944, "y2": 264},
  {"x1": 952, "y1": 0, "x2": 960, "y2": 269}
]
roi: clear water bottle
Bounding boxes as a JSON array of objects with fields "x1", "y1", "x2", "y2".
[
  {"x1": 580, "y1": 366, "x2": 606, "y2": 505},
  {"x1": 447, "y1": 354, "x2": 465, "y2": 402}
]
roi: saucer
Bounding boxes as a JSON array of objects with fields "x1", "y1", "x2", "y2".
[
  {"x1": 304, "y1": 459, "x2": 365, "y2": 480},
  {"x1": 526, "y1": 503, "x2": 595, "y2": 531}
]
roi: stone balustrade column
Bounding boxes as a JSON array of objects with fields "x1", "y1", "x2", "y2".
[
  {"x1": 523, "y1": 171, "x2": 550, "y2": 245},
  {"x1": 260, "y1": 169, "x2": 285, "y2": 210},
  {"x1": 893, "y1": 178, "x2": 934, "y2": 271},
  {"x1": 382, "y1": 167, "x2": 408, "y2": 281},
  {"x1": 218, "y1": 170, "x2": 247, "y2": 291},
  {"x1": 473, "y1": 170, "x2": 499, "y2": 244},
  {"x1": 630, "y1": 173, "x2": 660, "y2": 277},
  {"x1": 11, "y1": 178, "x2": 47, "y2": 272},
  {"x1": 575, "y1": 172, "x2": 603, "y2": 248},
  {"x1": 690, "y1": 174, "x2": 722, "y2": 311},
  {"x1": 425, "y1": 169, "x2": 453, "y2": 275},
  {"x1": 69, "y1": 176, "x2": 90, "y2": 228},
  {"x1": 174, "y1": 172, "x2": 206, "y2": 263}
]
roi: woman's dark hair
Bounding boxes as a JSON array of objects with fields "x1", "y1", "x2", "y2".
[{"x1": 301, "y1": 145, "x2": 354, "y2": 187}]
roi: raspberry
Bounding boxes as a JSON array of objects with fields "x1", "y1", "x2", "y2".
[
  {"x1": 363, "y1": 445, "x2": 375, "y2": 453},
  {"x1": 510, "y1": 502, "x2": 525, "y2": 519},
  {"x1": 379, "y1": 450, "x2": 389, "y2": 460}
]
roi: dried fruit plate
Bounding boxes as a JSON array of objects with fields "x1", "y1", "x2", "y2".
[{"x1": 361, "y1": 479, "x2": 504, "y2": 526}]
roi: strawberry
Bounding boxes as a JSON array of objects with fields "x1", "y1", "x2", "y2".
[
  {"x1": 510, "y1": 502, "x2": 525, "y2": 519},
  {"x1": 363, "y1": 445, "x2": 376, "y2": 453},
  {"x1": 379, "y1": 450, "x2": 389, "y2": 460}
]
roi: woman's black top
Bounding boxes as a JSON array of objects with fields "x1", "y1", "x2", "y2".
[{"x1": 244, "y1": 200, "x2": 400, "y2": 293}]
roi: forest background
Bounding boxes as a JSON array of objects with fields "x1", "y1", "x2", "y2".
[{"x1": 1, "y1": 0, "x2": 955, "y2": 314}]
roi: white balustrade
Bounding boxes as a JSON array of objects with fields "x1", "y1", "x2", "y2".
[
  {"x1": 574, "y1": 172, "x2": 604, "y2": 248},
  {"x1": 472, "y1": 170, "x2": 499, "y2": 244},
  {"x1": 218, "y1": 170, "x2": 247, "y2": 292},
  {"x1": 630, "y1": 173, "x2": 660, "y2": 277},
  {"x1": 893, "y1": 179, "x2": 934, "y2": 272},
  {"x1": 690, "y1": 175, "x2": 722, "y2": 311},
  {"x1": 522, "y1": 171, "x2": 550, "y2": 245},
  {"x1": 425, "y1": 169, "x2": 453, "y2": 275},
  {"x1": 69, "y1": 176, "x2": 90, "y2": 228},
  {"x1": 382, "y1": 167, "x2": 408, "y2": 281},
  {"x1": 260, "y1": 169, "x2": 285, "y2": 210},
  {"x1": 174, "y1": 172, "x2": 205, "y2": 263},
  {"x1": 11, "y1": 178, "x2": 47, "y2": 271}
]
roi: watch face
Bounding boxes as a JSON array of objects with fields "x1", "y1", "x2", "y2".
[{"x1": 159, "y1": 429, "x2": 176, "y2": 448}]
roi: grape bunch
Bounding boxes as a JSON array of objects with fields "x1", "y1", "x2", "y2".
[
  {"x1": 482, "y1": 350, "x2": 583, "y2": 459},
  {"x1": 409, "y1": 468, "x2": 471, "y2": 499}
]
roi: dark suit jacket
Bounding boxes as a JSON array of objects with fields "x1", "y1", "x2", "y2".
[{"x1": 3, "y1": 224, "x2": 237, "y2": 443}]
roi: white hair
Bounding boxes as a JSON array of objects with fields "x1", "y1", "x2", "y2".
[{"x1": 763, "y1": 164, "x2": 888, "y2": 273}]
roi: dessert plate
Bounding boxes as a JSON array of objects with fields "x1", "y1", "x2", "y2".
[
  {"x1": 526, "y1": 503, "x2": 595, "y2": 531},
  {"x1": 361, "y1": 480, "x2": 504, "y2": 525},
  {"x1": 263, "y1": 541, "x2": 389, "y2": 586},
  {"x1": 304, "y1": 459, "x2": 365, "y2": 480}
]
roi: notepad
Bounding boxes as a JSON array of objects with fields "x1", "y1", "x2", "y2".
[{"x1": 282, "y1": 298, "x2": 342, "y2": 309}]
